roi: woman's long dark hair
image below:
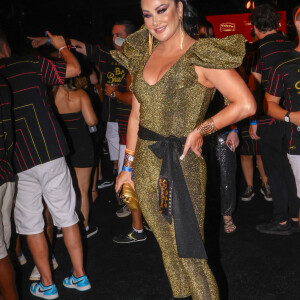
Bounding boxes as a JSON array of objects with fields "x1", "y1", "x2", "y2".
[{"x1": 174, "y1": 0, "x2": 199, "y2": 38}]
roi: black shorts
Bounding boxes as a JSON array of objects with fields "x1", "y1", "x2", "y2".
[{"x1": 239, "y1": 126, "x2": 261, "y2": 156}]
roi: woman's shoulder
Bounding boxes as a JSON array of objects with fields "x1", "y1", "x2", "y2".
[
  {"x1": 68, "y1": 88, "x2": 88, "y2": 99},
  {"x1": 66, "y1": 89, "x2": 85, "y2": 105},
  {"x1": 186, "y1": 35, "x2": 246, "y2": 70}
]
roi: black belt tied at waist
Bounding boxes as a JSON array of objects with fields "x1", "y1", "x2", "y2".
[{"x1": 138, "y1": 125, "x2": 207, "y2": 259}]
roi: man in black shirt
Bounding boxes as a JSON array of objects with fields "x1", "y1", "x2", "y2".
[
  {"x1": 0, "y1": 74, "x2": 18, "y2": 300},
  {"x1": 250, "y1": 4, "x2": 298, "y2": 235},
  {"x1": 264, "y1": 5, "x2": 300, "y2": 232},
  {"x1": 0, "y1": 29, "x2": 91, "y2": 298},
  {"x1": 28, "y1": 22, "x2": 147, "y2": 243}
]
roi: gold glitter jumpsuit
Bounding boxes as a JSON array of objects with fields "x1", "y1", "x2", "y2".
[{"x1": 112, "y1": 27, "x2": 245, "y2": 300}]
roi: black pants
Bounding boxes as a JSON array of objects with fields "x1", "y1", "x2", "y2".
[
  {"x1": 258, "y1": 122, "x2": 299, "y2": 222},
  {"x1": 207, "y1": 132, "x2": 237, "y2": 216}
]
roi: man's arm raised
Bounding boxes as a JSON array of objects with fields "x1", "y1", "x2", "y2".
[{"x1": 46, "y1": 31, "x2": 81, "y2": 78}]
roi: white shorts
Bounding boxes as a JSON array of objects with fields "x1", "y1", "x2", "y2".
[
  {"x1": 118, "y1": 144, "x2": 126, "y2": 175},
  {"x1": 14, "y1": 157, "x2": 78, "y2": 235},
  {"x1": 287, "y1": 154, "x2": 300, "y2": 198},
  {"x1": 106, "y1": 122, "x2": 119, "y2": 161},
  {"x1": 0, "y1": 182, "x2": 15, "y2": 259}
]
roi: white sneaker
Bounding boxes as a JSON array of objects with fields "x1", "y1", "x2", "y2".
[
  {"x1": 29, "y1": 256, "x2": 59, "y2": 281},
  {"x1": 18, "y1": 252, "x2": 27, "y2": 266},
  {"x1": 30, "y1": 282, "x2": 58, "y2": 299},
  {"x1": 115, "y1": 205, "x2": 131, "y2": 218}
]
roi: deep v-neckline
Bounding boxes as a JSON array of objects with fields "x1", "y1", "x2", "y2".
[{"x1": 142, "y1": 42, "x2": 197, "y2": 87}]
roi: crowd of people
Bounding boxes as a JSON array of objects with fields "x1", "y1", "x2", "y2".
[{"x1": 0, "y1": 0, "x2": 299, "y2": 299}]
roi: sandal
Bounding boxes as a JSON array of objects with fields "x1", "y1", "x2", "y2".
[{"x1": 223, "y1": 217, "x2": 236, "y2": 233}]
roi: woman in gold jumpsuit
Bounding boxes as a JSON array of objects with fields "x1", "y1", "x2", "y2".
[{"x1": 114, "y1": 0, "x2": 256, "y2": 299}]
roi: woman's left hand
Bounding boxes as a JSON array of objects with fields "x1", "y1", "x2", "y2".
[
  {"x1": 181, "y1": 129, "x2": 203, "y2": 159},
  {"x1": 225, "y1": 131, "x2": 239, "y2": 152}
]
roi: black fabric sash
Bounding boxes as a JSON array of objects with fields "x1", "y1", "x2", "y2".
[{"x1": 138, "y1": 125, "x2": 207, "y2": 259}]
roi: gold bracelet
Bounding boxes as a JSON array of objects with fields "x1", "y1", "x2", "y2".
[{"x1": 196, "y1": 118, "x2": 218, "y2": 136}]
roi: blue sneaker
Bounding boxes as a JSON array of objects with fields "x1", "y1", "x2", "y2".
[
  {"x1": 30, "y1": 282, "x2": 58, "y2": 299},
  {"x1": 63, "y1": 274, "x2": 91, "y2": 291}
]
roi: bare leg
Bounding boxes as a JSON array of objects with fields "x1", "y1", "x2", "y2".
[
  {"x1": 27, "y1": 233, "x2": 52, "y2": 286},
  {"x1": 62, "y1": 224, "x2": 85, "y2": 278},
  {"x1": 91, "y1": 167, "x2": 98, "y2": 203},
  {"x1": 44, "y1": 206, "x2": 53, "y2": 247},
  {"x1": 241, "y1": 155, "x2": 254, "y2": 187},
  {"x1": 132, "y1": 209, "x2": 143, "y2": 230},
  {"x1": 15, "y1": 235, "x2": 21, "y2": 257},
  {"x1": 98, "y1": 160, "x2": 103, "y2": 181},
  {"x1": 256, "y1": 155, "x2": 268, "y2": 185},
  {"x1": 0, "y1": 256, "x2": 19, "y2": 300},
  {"x1": 74, "y1": 167, "x2": 93, "y2": 228}
]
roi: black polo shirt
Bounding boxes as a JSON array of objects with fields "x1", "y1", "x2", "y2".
[
  {"x1": 85, "y1": 44, "x2": 130, "y2": 125},
  {"x1": 267, "y1": 50, "x2": 300, "y2": 155},
  {"x1": 0, "y1": 56, "x2": 69, "y2": 173},
  {"x1": 252, "y1": 33, "x2": 294, "y2": 125},
  {"x1": 0, "y1": 74, "x2": 15, "y2": 185}
]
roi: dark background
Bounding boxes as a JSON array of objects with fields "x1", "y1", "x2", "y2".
[{"x1": 0, "y1": 0, "x2": 299, "y2": 52}]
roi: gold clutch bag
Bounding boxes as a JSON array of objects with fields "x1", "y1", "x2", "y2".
[{"x1": 120, "y1": 183, "x2": 140, "y2": 212}]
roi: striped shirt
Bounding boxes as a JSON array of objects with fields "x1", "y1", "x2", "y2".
[
  {"x1": 251, "y1": 33, "x2": 294, "y2": 125},
  {"x1": 0, "y1": 56, "x2": 68, "y2": 173},
  {"x1": 267, "y1": 50, "x2": 300, "y2": 155},
  {"x1": 0, "y1": 74, "x2": 15, "y2": 184}
]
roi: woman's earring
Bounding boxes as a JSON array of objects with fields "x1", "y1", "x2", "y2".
[
  {"x1": 149, "y1": 31, "x2": 153, "y2": 55},
  {"x1": 180, "y1": 17, "x2": 184, "y2": 50}
]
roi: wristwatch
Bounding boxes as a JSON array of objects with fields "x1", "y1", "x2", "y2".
[
  {"x1": 284, "y1": 111, "x2": 290, "y2": 123},
  {"x1": 110, "y1": 91, "x2": 116, "y2": 98}
]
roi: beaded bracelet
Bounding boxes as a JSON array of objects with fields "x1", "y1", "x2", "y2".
[
  {"x1": 124, "y1": 149, "x2": 135, "y2": 168},
  {"x1": 231, "y1": 128, "x2": 239, "y2": 133},
  {"x1": 125, "y1": 148, "x2": 135, "y2": 156},
  {"x1": 124, "y1": 154, "x2": 134, "y2": 162},
  {"x1": 250, "y1": 120, "x2": 257, "y2": 125}
]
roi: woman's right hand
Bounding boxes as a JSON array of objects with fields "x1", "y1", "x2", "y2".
[{"x1": 115, "y1": 171, "x2": 134, "y2": 193}]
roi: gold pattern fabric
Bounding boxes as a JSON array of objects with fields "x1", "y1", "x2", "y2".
[{"x1": 111, "y1": 27, "x2": 245, "y2": 300}]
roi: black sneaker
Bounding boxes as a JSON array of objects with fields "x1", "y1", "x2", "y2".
[
  {"x1": 112, "y1": 228, "x2": 147, "y2": 244},
  {"x1": 142, "y1": 219, "x2": 152, "y2": 232},
  {"x1": 260, "y1": 183, "x2": 272, "y2": 201},
  {"x1": 97, "y1": 179, "x2": 114, "y2": 189},
  {"x1": 291, "y1": 220, "x2": 300, "y2": 232},
  {"x1": 241, "y1": 186, "x2": 255, "y2": 201},
  {"x1": 256, "y1": 220, "x2": 293, "y2": 235},
  {"x1": 82, "y1": 225, "x2": 98, "y2": 239}
]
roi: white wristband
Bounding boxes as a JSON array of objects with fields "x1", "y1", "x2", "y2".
[{"x1": 58, "y1": 45, "x2": 68, "y2": 52}]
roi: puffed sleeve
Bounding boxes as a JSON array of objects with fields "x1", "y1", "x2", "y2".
[
  {"x1": 187, "y1": 34, "x2": 246, "y2": 70},
  {"x1": 188, "y1": 35, "x2": 246, "y2": 106}
]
